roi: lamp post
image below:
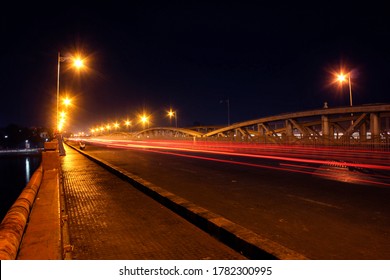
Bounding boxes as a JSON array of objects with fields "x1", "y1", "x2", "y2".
[
  {"x1": 56, "y1": 52, "x2": 61, "y2": 131},
  {"x1": 140, "y1": 115, "x2": 149, "y2": 129},
  {"x1": 167, "y1": 109, "x2": 178, "y2": 127},
  {"x1": 124, "y1": 120, "x2": 132, "y2": 132},
  {"x1": 337, "y1": 72, "x2": 354, "y2": 125},
  {"x1": 337, "y1": 72, "x2": 353, "y2": 107},
  {"x1": 56, "y1": 51, "x2": 84, "y2": 132}
]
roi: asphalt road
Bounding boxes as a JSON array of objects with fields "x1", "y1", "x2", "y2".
[{"x1": 72, "y1": 141, "x2": 390, "y2": 259}]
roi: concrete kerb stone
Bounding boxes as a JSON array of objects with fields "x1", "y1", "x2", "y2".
[
  {"x1": 66, "y1": 142, "x2": 308, "y2": 260},
  {"x1": 59, "y1": 162, "x2": 72, "y2": 260}
]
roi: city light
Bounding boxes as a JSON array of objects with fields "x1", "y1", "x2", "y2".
[
  {"x1": 167, "y1": 109, "x2": 177, "y2": 127},
  {"x1": 63, "y1": 97, "x2": 72, "y2": 107},
  {"x1": 73, "y1": 57, "x2": 84, "y2": 69},
  {"x1": 56, "y1": 51, "x2": 86, "y2": 132},
  {"x1": 334, "y1": 70, "x2": 353, "y2": 107},
  {"x1": 140, "y1": 115, "x2": 149, "y2": 129},
  {"x1": 336, "y1": 73, "x2": 347, "y2": 83}
]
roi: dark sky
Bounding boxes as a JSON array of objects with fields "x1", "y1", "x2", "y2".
[{"x1": 1, "y1": 2, "x2": 389, "y2": 132}]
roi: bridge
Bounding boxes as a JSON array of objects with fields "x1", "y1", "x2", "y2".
[
  {"x1": 1, "y1": 105, "x2": 390, "y2": 261},
  {"x1": 97, "y1": 104, "x2": 390, "y2": 148}
]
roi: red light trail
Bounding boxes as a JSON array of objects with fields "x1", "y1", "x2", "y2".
[{"x1": 75, "y1": 138, "x2": 390, "y2": 187}]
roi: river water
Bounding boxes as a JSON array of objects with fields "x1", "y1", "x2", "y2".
[{"x1": 0, "y1": 154, "x2": 41, "y2": 221}]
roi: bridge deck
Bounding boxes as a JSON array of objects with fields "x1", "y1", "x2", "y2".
[{"x1": 57, "y1": 145, "x2": 244, "y2": 259}]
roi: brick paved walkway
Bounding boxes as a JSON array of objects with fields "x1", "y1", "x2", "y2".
[{"x1": 61, "y1": 145, "x2": 246, "y2": 260}]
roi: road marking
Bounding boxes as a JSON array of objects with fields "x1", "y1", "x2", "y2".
[
  {"x1": 287, "y1": 194, "x2": 342, "y2": 210},
  {"x1": 177, "y1": 168, "x2": 198, "y2": 174}
]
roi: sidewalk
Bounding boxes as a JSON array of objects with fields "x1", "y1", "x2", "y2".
[{"x1": 61, "y1": 145, "x2": 246, "y2": 259}]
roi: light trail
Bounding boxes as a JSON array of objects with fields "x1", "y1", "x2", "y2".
[
  {"x1": 73, "y1": 138, "x2": 390, "y2": 187},
  {"x1": 82, "y1": 138, "x2": 390, "y2": 171},
  {"x1": 88, "y1": 138, "x2": 390, "y2": 163}
]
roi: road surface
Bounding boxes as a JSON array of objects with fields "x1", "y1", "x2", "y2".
[{"x1": 70, "y1": 139, "x2": 390, "y2": 259}]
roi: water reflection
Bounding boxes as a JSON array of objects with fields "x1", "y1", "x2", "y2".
[
  {"x1": 25, "y1": 157, "x2": 30, "y2": 184},
  {"x1": 0, "y1": 154, "x2": 41, "y2": 221}
]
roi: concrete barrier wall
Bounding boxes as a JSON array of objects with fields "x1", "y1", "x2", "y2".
[
  {"x1": 0, "y1": 140, "x2": 60, "y2": 260},
  {"x1": 0, "y1": 165, "x2": 43, "y2": 260}
]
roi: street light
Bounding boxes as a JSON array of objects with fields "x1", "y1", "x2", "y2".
[
  {"x1": 140, "y1": 115, "x2": 149, "y2": 129},
  {"x1": 337, "y1": 71, "x2": 354, "y2": 125},
  {"x1": 124, "y1": 120, "x2": 132, "y2": 132},
  {"x1": 113, "y1": 122, "x2": 120, "y2": 130},
  {"x1": 336, "y1": 72, "x2": 353, "y2": 107},
  {"x1": 63, "y1": 97, "x2": 72, "y2": 107},
  {"x1": 56, "y1": 51, "x2": 84, "y2": 132},
  {"x1": 167, "y1": 109, "x2": 177, "y2": 127}
]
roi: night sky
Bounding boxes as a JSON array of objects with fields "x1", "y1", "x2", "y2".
[{"x1": 1, "y1": 2, "x2": 389, "y2": 132}]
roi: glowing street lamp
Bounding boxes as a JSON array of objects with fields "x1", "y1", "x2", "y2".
[
  {"x1": 336, "y1": 71, "x2": 355, "y2": 125},
  {"x1": 56, "y1": 51, "x2": 85, "y2": 131},
  {"x1": 59, "y1": 111, "x2": 67, "y2": 119},
  {"x1": 124, "y1": 120, "x2": 132, "y2": 132},
  {"x1": 140, "y1": 115, "x2": 149, "y2": 129},
  {"x1": 73, "y1": 57, "x2": 84, "y2": 68},
  {"x1": 63, "y1": 97, "x2": 72, "y2": 107},
  {"x1": 336, "y1": 72, "x2": 353, "y2": 107},
  {"x1": 167, "y1": 109, "x2": 178, "y2": 127}
]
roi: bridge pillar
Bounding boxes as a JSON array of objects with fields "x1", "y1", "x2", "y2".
[
  {"x1": 370, "y1": 113, "x2": 380, "y2": 142},
  {"x1": 329, "y1": 125, "x2": 334, "y2": 141},
  {"x1": 257, "y1": 124, "x2": 266, "y2": 143},
  {"x1": 258, "y1": 124, "x2": 265, "y2": 136},
  {"x1": 360, "y1": 122, "x2": 367, "y2": 142},
  {"x1": 285, "y1": 120, "x2": 293, "y2": 136},
  {"x1": 321, "y1": 115, "x2": 330, "y2": 144},
  {"x1": 285, "y1": 120, "x2": 293, "y2": 144}
]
